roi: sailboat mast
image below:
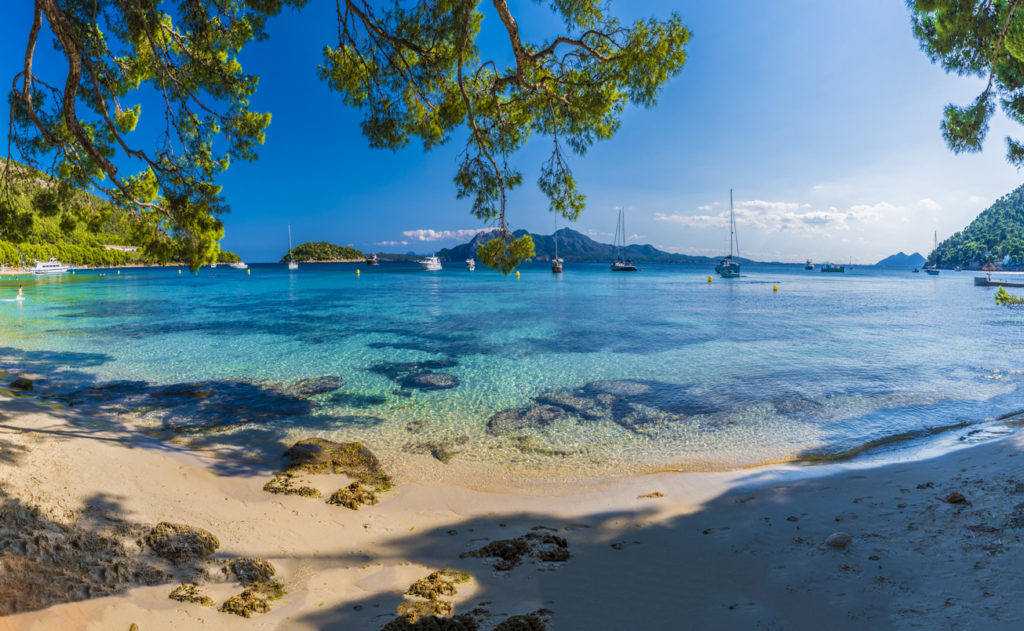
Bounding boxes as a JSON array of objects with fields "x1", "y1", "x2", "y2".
[
  {"x1": 729, "y1": 189, "x2": 735, "y2": 258},
  {"x1": 288, "y1": 224, "x2": 293, "y2": 261}
]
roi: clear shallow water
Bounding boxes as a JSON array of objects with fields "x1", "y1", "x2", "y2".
[{"x1": 2, "y1": 263, "x2": 1024, "y2": 479}]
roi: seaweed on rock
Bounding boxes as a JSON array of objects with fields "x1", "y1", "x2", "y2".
[
  {"x1": 168, "y1": 583, "x2": 214, "y2": 606},
  {"x1": 405, "y1": 569, "x2": 471, "y2": 600},
  {"x1": 144, "y1": 522, "x2": 219, "y2": 565},
  {"x1": 219, "y1": 587, "x2": 270, "y2": 617},
  {"x1": 460, "y1": 533, "x2": 569, "y2": 571},
  {"x1": 262, "y1": 472, "x2": 322, "y2": 498},
  {"x1": 327, "y1": 482, "x2": 378, "y2": 509},
  {"x1": 228, "y1": 557, "x2": 276, "y2": 585}
]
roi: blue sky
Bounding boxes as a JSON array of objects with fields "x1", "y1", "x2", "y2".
[{"x1": 3, "y1": 0, "x2": 1023, "y2": 263}]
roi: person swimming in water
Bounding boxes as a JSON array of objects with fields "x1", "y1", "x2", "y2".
[{"x1": 17, "y1": 284, "x2": 23, "y2": 300}]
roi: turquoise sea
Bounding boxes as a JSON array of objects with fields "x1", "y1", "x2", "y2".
[{"x1": 2, "y1": 262, "x2": 1023, "y2": 481}]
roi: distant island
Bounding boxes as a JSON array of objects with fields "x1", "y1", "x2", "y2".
[
  {"x1": 875, "y1": 251, "x2": 926, "y2": 268},
  {"x1": 436, "y1": 228, "x2": 743, "y2": 264},
  {"x1": 282, "y1": 241, "x2": 365, "y2": 263},
  {"x1": 932, "y1": 183, "x2": 1024, "y2": 269}
]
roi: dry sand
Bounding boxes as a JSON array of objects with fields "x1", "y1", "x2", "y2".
[{"x1": 1, "y1": 393, "x2": 1024, "y2": 630}]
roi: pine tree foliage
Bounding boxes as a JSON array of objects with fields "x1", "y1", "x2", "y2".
[
  {"x1": 5, "y1": 1, "x2": 689, "y2": 274},
  {"x1": 910, "y1": 0, "x2": 1024, "y2": 166}
]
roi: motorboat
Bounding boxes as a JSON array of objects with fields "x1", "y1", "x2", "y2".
[
  {"x1": 32, "y1": 258, "x2": 70, "y2": 275},
  {"x1": 366, "y1": 252, "x2": 380, "y2": 266},
  {"x1": 465, "y1": 258, "x2": 475, "y2": 271},
  {"x1": 419, "y1": 255, "x2": 442, "y2": 271}
]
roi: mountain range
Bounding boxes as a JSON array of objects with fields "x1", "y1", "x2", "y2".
[
  {"x1": 435, "y1": 228, "x2": 742, "y2": 264},
  {"x1": 874, "y1": 251, "x2": 926, "y2": 268}
]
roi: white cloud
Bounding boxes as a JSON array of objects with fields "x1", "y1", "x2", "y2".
[
  {"x1": 631, "y1": 233, "x2": 645, "y2": 240},
  {"x1": 918, "y1": 198, "x2": 941, "y2": 211},
  {"x1": 401, "y1": 228, "x2": 484, "y2": 242},
  {"x1": 812, "y1": 184, "x2": 825, "y2": 191},
  {"x1": 696, "y1": 204, "x2": 713, "y2": 211},
  {"x1": 586, "y1": 229, "x2": 614, "y2": 238},
  {"x1": 967, "y1": 195, "x2": 986, "y2": 206},
  {"x1": 655, "y1": 199, "x2": 906, "y2": 235}
]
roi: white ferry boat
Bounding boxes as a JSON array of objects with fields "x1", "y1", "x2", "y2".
[
  {"x1": 229, "y1": 261, "x2": 248, "y2": 270},
  {"x1": 32, "y1": 258, "x2": 70, "y2": 275},
  {"x1": 418, "y1": 255, "x2": 442, "y2": 271}
]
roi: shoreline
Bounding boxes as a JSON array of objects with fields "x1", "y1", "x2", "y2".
[{"x1": 2, "y1": 384, "x2": 1024, "y2": 629}]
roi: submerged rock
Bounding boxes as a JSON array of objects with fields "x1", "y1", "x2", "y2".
[
  {"x1": 369, "y1": 360, "x2": 459, "y2": 381},
  {"x1": 946, "y1": 491, "x2": 968, "y2": 504},
  {"x1": 403, "y1": 437, "x2": 468, "y2": 464},
  {"x1": 486, "y1": 405, "x2": 568, "y2": 435},
  {"x1": 9, "y1": 378, "x2": 32, "y2": 391},
  {"x1": 289, "y1": 376, "x2": 346, "y2": 397},
  {"x1": 169, "y1": 583, "x2": 214, "y2": 606},
  {"x1": 228, "y1": 558, "x2": 276, "y2": 586},
  {"x1": 284, "y1": 438, "x2": 391, "y2": 490},
  {"x1": 144, "y1": 522, "x2": 219, "y2": 564},
  {"x1": 398, "y1": 372, "x2": 460, "y2": 391}
]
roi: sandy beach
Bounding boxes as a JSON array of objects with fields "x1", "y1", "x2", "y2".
[{"x1": 1, "y1": 382, "x2": 1023, "y2": 631}]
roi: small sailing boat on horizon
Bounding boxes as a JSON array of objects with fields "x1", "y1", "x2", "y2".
[
  {"x1": 611, "y1": 208, "x2": 638, "y2": 271},
  {"x1": 552, "y1": 228, "x2": 563, "y2": 273},
  {"x1": 287, "y1": 224, "x2": 298, "y2": 270},
  {"x1": 714, "y1": 190, "x2": 741, "y2": 278}
]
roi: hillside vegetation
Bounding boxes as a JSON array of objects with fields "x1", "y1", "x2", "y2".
[
  {"x1": 932, "y1": 184, "x2": 1024, "y2": 268},
  {"x1": 0, "y1": 161, "x2": 237, "y2": 267},
  {"x1": 282, "y1": 242, "x2": 365, "y2": 262}
]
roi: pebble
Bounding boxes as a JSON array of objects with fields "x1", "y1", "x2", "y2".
[{"x1": 825, "y1": 532, "x2": 853, "y2": 548}]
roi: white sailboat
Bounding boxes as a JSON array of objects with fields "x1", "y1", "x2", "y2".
[
  {"x1": 714, "y1": 190, "x2": 741, "y2": 278},
  {"x1": 610, "y1": 207, "x2": 638, "y2": 271},
  {"x1": 287, "y1": 225, "x2": 298, "y2": 270}
]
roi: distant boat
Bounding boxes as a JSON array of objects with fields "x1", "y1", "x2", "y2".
[
  {"x1": 419, "y1": 255, "x2": 442, "y2": 271},
  {"x1": 230, "y1": 261, "x2": 248, "y2": 270},
  {"x1": 714, "y1": 190, "x2": 741, "y2": 278},
  {"x1": 611, "y1": 207, "x2": 638, "y2": 271},
  {"x1": 804, "y1": 259, "x2": 814, "y2": 271},
  {"x1": 552, "y1": 231, "x2": 563, "y2": 273},
  {"x1": 32, "y1": 258, "x2": 69, "y2": 275},
  {"x1": 366, "y1": 252, "x2": 380, "y2": 266},
  {"x1": 287, "y1": 224, "x2": 298, "y2": 270},
  {"x1": 912, "y1": 267, "x2": 920, "y2": 273},
  {"x1": 954, "y1": 265, "x2": 962, "y2": 272},
  {"x1": 465, "y1": 258, "x2": 475, "y2": 271},
  {"x1": 821, "y1": 263, "x2": 845, "y2": 273}
]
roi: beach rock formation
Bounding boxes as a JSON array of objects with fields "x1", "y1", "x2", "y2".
[
  {"x1": 168, "y1": 583, "x2": 214, "y2": 606},
  {"x1": 405, "y1": 569, "x2": 471, "y2": 600},
  {"x1": 284, "y1": 437, "x2": 391, "y2": 490},
  {"x1": 493, "y1": 614, "x2": 548, "y2": 631},
  {"x1": 228, "y1": 557, "x2": 276, "y2": 585},
  {"x1": 262, "y1": 471, "x2": 322, "y2": 497},
  {"x1": 144, "y1": 522, "x2": 220, "y2": 564},
  {"x1": 9, "y1": 378, "x2": 32, "y2": 391},
  {"x1": 219, "y1": 587, "x2": 271, "y2": 617},
  {"x1": 460, "y1": 532, "x2": 569, "y2": 571},
  {"x1": 327, "y1": 482, "x2": 378, "y2": 509},
  {"x1": 380, "y1": 614, "x2": 479, "y2": 631}
]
